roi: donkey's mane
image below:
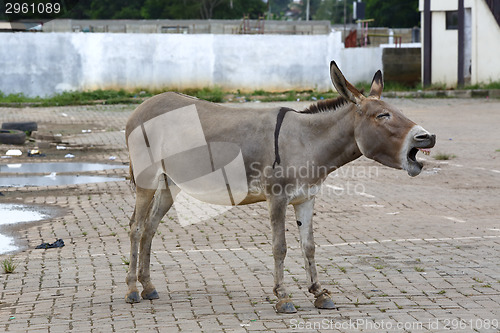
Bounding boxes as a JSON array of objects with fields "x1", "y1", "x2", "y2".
[
  {"x1": 300, "y1": 96, "x2": 348, "y2": 114},
  {"x1": 301, "y1": 89, "x2": 365, "y2": 114}
]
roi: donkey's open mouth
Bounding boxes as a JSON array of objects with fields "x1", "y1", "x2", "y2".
[
  {"x1": 408, "y1": 147, "x2": 420, "y2": 164},
  {"x1": 404, "y1": 126, "x2": 436, "y2": 177}
]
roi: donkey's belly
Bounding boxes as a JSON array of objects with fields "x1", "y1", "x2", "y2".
[
  {"x1": 180, "y1": 187, "x2": 247, "y2": 206},
  {"x1": 172, "y1": 165, "x2": 248, "y2": 206}
]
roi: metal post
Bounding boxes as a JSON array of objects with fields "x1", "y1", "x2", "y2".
[
  {"x1": 458, "y1": 0, "x2": 465, "y2": 87},
  {"x1": 306, "y1": 0, "x2": 310, "y2": 21},
  {"x1": 423, "y1": 0, "x2": 432, "y2": 87}
]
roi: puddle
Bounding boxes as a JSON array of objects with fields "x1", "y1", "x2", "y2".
[
  {"x1": 0, "y1": 204, "x2": 55, "y2": 254},
  {"x1": 0, "y1": 233, "x2": 17, "y2": 254},
  {"x1": 0, "y1": 162, "x2": 127, "y2": 187},
  {"x1": 0, "y1": 162, "x2": 127, "y2": 173},
  {"x1": 0, "y1": 175, "x2": 124, "y2": 187},
  {"x1": 0, "y1": 204, "x2": 49, "y2": 226}
]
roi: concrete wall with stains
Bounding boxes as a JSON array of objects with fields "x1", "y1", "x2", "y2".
[{"x1": 0, "y1": 32, "x2": 383, "y2": 97}]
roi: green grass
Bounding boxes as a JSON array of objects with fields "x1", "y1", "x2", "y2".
[
  {"x1": 182, "y1": 86, "x2": 225, "y2": 103},
  {"x1": 434, "y1": 152, "x2": 457, "y2": 160},
  {"x1": 2, "y1": 79, "x2": 500, "y2": 107},
  {"x1": 0, "y1": 86, "x2": 225, "y2": 106},
  {"x1": 2, "y1": 258, "x2": 17, "y2": 274},
  {"x1": 0, "y1": 89, "x2": 143, "y2": 106},
  {"x1": 464, "y1": 81, "x2": 500, "y2": 90}
]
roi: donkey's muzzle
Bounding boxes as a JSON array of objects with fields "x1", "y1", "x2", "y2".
[
  {"x1": 404, "y1": 127, "x2": 436, "y2": 177},
  {"x1": 413, "y1": 133, "x2": 436, "y2": 148}
]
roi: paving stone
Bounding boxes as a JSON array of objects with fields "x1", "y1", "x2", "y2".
[{"x1": 1, "y1": 99, "x2": 500, "y2": 332}]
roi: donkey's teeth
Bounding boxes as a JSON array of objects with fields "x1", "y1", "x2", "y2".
[{"x1": 418, "y1": 148, "x2": 431, "y2": 155}]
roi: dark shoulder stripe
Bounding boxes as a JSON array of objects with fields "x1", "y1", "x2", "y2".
[{"x1": 273, "y1": 107, "x2": 295, "y2": 169}]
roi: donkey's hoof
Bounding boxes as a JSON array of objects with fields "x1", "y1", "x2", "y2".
[
  {"x1": 141, "y1": 289, "x2": 159, "y2": 300},
  {"x1": 275, "y1": 299, "x2": 297, "y2": 313},
  {"x1": 314, "y1": 293, "x2": 336, "y2": 309},
  {"x1": 125, "y1": 291, "x2": 141, "y2": 304}
]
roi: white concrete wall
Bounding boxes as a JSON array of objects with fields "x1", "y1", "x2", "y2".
[
  {"x1": 474, "y1": 0, "x2": 500, "y2": 84},
  {"x1": 340, "y1": 47, "x2": 383, "y2": 85},
  {"x1": 419, "y1": 0, "x2": 500, "y2": 86},
  {"x1": 0, "y1": 32, "x2": 383, "y2": 97},
  {"x1": 431, "y1": 11, "x2": 459, "y2": 85}
]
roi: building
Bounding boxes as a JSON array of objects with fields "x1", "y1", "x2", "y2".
[
  {"x1": 419, "y1": 0, "x2": 500, "y2": 87},
  {"x1": 41, "y1": 19, "x2": 332, "y2": 35}
]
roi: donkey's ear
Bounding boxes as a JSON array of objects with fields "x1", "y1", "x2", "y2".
[
  {"x1": 369, "y1": 70, "x2": 384, "y2": 98},
  {"x1": 329, "y1": 60, "x2": 364, "y2": 105}
]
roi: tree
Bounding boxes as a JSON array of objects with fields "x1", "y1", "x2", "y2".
[
  {"x1": 297, "y1": 0, "x2": 321, "y2": 21},
  {"x1": 314, "y1": 0, "x2": 353, "y2": 24},
  {"x1": 141, "y1": 0, "x2": 200, "y2": 19},
  {"x1": 200, "y1": 0, "x2": 225, "y2": 19},
  {"x1": 64, "y1": 0, "x2": 93, "y2": 19},
  {"x1": 89, "y1": 0, "x2": 146, "y2": 19},
  {"x1": 268, "y1": 0, "x2": 292, "y2": 18},
  {"x1": 365, "y1": 0, "x2": 419, "y2": 28},
  {"x1": 71, "y1": 0, "x2": 265, "y2": 20},
  {"x1": 211, "y1": 0, "x2": 266, "y2": 19}
]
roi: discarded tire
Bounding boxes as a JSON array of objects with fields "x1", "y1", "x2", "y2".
[
  {"x1": 2, "y1": 121, "x2": 38, "y2": 135},
  {"x1": 0, "y1": 129, "x2": 26, "y2": 145}
]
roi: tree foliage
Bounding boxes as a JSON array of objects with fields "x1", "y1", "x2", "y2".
[
  {"x1": 365, "y1": 0, "x2": 419, "y2": 28},
  {"x1": 63, "y1": 0, "x2": 266, "y2": 20},
  {"x1": 269, "y1": 0, "x2": 292, "y2": 16},
  {"x1": 314, "y1": 0, "x2": 353, "y2": 24},
  {"x1": 50, "y1": 0, "x2": 421, "y2": 28},
  {"x1": 297, "y1": 0, "x2": 322, "y2": 21}
]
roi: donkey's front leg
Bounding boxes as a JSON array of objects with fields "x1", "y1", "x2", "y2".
[
  {"x1": 293, "y1": 198, "x2": 336, "y2": 309},
  {"x1": 267, "y1": 196, "x2": 296, "y2": 313}
]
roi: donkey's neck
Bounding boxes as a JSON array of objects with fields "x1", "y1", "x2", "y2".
[{"x1": 288, "y1": 103, "x2": 362, "y2": 174}]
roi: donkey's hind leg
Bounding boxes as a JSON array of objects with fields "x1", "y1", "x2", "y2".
[
  {"x1": 126, "y1": 186, "x2": 155, "y2": 303},
  {"x1": 138, "y1": 182, "x2": 174, "y2": 300}
]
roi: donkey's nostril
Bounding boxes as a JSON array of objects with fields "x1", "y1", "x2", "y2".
[{"x1": 414, "y1": 133, "x2": 431, "y2": 141}]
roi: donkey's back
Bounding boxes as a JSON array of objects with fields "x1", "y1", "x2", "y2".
[{"x1": 126, "y1": 92, "x2": 277, "y2": 143}]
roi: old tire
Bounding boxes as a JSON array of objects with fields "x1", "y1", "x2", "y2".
[
  {"x1": 0, "y1": 129, "x2": 26, "y2": 145},
  {"x1": 2, "y1": 121, "x2": 38, "y2": 135}
]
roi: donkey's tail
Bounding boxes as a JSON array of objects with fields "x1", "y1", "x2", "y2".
[{"x1": 129, "y1": 161, "x2": 136, "y2": 189}]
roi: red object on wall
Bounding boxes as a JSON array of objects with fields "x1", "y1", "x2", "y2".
[{"x1": 345, "y1": 30, "x2": 357, "y2": 48}]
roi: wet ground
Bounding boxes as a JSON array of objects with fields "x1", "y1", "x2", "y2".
[
  {"x1": 0, "y1": 203, "x2": 63, "y2": 254},
  {"x1": 0, "y1": 162, "x2": 127, "y2": 174},
  {"x1": 0, "y1": 99, "x2": 499, "y2": 332}
]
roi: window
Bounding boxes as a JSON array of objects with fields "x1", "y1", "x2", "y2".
[{"x1": 446, "y1": 11, "x2": 458, "y2": 30}]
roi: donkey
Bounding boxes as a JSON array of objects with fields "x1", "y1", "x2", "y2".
[{"x1": 125, "y1": 61, "x2": 435, "y2": 313}]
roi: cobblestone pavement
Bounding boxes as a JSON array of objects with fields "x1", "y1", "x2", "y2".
[{"x1": 0, "y1": 98, "x2": 499, "y2": 332}]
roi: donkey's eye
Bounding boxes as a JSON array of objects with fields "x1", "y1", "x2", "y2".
[{"x1": 376, "y1": 112, "x2": 391, "y2": 119}]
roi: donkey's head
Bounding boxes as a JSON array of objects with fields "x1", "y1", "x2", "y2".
[{"x1": 329, "y1": 61, "x2": 435, "y2": 177}]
